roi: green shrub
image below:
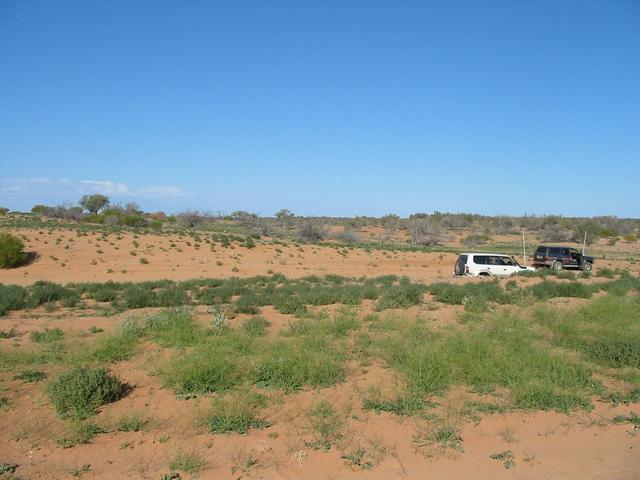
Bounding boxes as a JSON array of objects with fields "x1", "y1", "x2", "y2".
[
  {"x1": 234, "y1": 292, "x2": 260, "y2": 314},
  {"x1": 0, "y1": 284, "x2": 27, "y2": 315},
  {"x1": 91, "y1": 330, "x2": 140, "y2": 362},
  {"x1": 307, "y1": 399, "x2": 343, "y2": 450},
  {"x1": 156, "y1": 286, "x2": 190, "y2": 307},
  {"x1": 27, "y1": 281, "x2": 74, "y2": 308},
  {"x1": 585, "y1": 339, "x2": 640, "y2": 368},
  {"x1": 528, "y1": 281, "x2": 592, "y2": 301},
  {"x1": 534, "y1": 296, "x2": 640, "y2": 370},
  {"x1": 61, "y1": 291, "x2": 81, "y2": 308},
  {"x1": 597, "y1": 276, "x2": 640, "y2": 296},
  {"x1": 13, "y1": 369, "x2": 47, "y2": 382},
  {"x1": 169, "y1": 450, "x2": 207, "y2": 474},
  {"x1": 597, "y1": 268, "x2": 616, "y2": 279},
  {"x1": 56, "y1": 420, "x2": 106, "y2": 448},
  {"x1": 89, "y1": 285, "x2": 119, "y2": 302},
  {"x1": 122, "y1": 285, "x2": 156, "y2": 308},
  {"x1": 362, "y1": 395, "x2": 428, "y2": 416},
  {"x1": 427, "y1": 282, "x2": 504, "y2": 305},
  {"x1": 0, "y1": 328, "x2": 17, "y2": 338},
  {"x1": 376, "y1": 284, "x2": 423, "y2": 310},
  {"x1": 144, "y1": 308, "x2": 203, "y2": 348},
  {"x1": 254, "y1": 338, "x2": 346, "y2": 391},
  {"x1": 47, "y1": 367, "x2": 125, "y2": 419},
  {"x1": 117, "y1": 413, "x2": 147, "y2": 432},
  {"x1": 162, "y1": 349, "x2": 242, "y2": 396},
  {"x1": 208, "y1": 390, "x2": 268, "y2": 433},
  {"x1": 273, "y1": 296, "x2": 307, "y2": 315},
  {"x1": 0, "y1": 232, "x2": 26, "y2": 268},
  {"x1": 380, "y1": 315, "x2": 595, "y2": 412},
  {"x1": 242, "y1": 316, "x2": 270, "y2": 336},
  {"x1": 30, "y1": 328, "x2": 64, "y2": 343}
]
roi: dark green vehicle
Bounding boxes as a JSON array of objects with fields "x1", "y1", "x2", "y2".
[{"x1": 532, "y1": 245, "x2": 594, "y2": 272}]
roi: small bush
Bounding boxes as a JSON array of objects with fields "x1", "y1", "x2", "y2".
[
  {"x1": 47, "y1": 367, "x2": 125, "y2": 419},
  {"x1": 298, "y1": 223, "x2": 326, "y2": 242},
  {"x1": 30, "y1": 328, "x2": 64, "y2": 343},
  {"x1": 0, "y1": 328, "x2": 17, "y2": 338},
  {"x1": 122, "y1": 285, "x2": 156, "y2": 308},
  {"x1": 208, "y1": 390, "x2": 268, "y2": 434},
  {"x1": 376, "y1": 284, "x2": 423, "y2": 310},
  {"x1": 254, "y1": 338, "x2": 346, "y2": 391},
  {"x1": 156, "y1": 286, "x2": 190, "y2": 307},
  {"x1": 169, "y1": 450, "x2": 207, "y2": 474},
  {"x1": 27, "y1": 281, "x2": 74, "y2": 308},
  {"x1": 117, "y1": 413, "x2": 147, "y2": 432},
  {"x1": 0, "y1": 232, "x2": 26, "y2": 268},
  {"x1": 307, "y1": 399, "x2": 343, "y2": 450},
  {"x1": 528, "y1": 281, "x2": 592, "y2": 301},
  {"x1": 597, "y1": 267, "x2": 616, "y2": 279},
  {"x1": 0, "y1": 284, "x2": 27, "y2": 315},
  {"x1": 584, "y1": 339, "x2": 640, "y2": 368},
  {"x1": 273, "y1": 296, "x2": 307, "y2": 315},
  {"x1": 145, "y1": 308, "x2": 203, "y2": 348},
  {"x1": 56, "y1": 421, "x2": 106, "y2": 448},
  {"x1": 91, "y1": 330, "x2": 140, "y2": 362},
  {"x1": 362, "y1": 395, "x2": 427, "y2": 416},
  {"x1": 243, "y1": 316, "x2": 270, "y2": 337},
  {"x1": 14, "y1": 369, "x2": 47, "y2": 382},
  {"x1": 162, "y1": 349, "x2": 242, "y2": 396},
  {"x1": 89, "y1": 285, "x2": 119, "y2": 302}
]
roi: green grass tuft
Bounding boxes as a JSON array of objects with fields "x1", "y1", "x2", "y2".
[
  {"x1": 47, "y1": 367, "x2": 125, "y2": 419},
  {"x1": 208, "y1": 390, "x2": 268, "y2": 434}
]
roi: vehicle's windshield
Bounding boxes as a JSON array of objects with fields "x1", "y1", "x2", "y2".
[
  {"x1": 510, "y1": 256, "x2": 524, "y2": 268},
  {"x1": 500, "y1": 257, "x2": 515, "y2": 266}
]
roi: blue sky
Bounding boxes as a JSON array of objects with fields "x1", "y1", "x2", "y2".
[{"x1": 1, "y1": 1, "x2": 639, "y2": 217}]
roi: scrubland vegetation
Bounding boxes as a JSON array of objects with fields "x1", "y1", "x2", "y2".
[
  {"x1": 1, "y1": 272, "x2": 637, "y2": 318},
  {"x1": 1, "y1": 269, "x2": 639, "y2": 474},
  {"x1": 1, "y1": 204, "x2": 639, "y2": 478},
  {"x1": 2, "y1": 193, "x2": 640, "y2": 253}
]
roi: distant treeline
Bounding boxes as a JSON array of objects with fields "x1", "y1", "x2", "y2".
[{"x1": 0, "y1": 194, "x2": 638, "y2": 247}]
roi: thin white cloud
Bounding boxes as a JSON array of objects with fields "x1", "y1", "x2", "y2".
[
  {"x1": 80, "y1": 180, "x2": 130, "y2": 195},
  {"x1": 137, "y1": 185, "x2": 185, "y2": 198},
  {"x1": 0, "y1": 178, "x2": 188, "y2": 200},
  {"x1": 28, "y1": 177, "x2": 51, "y2": 185}
]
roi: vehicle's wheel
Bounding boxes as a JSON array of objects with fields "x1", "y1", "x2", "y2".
[
  {"x1": 582, "y1": 262, "x2": 592, "y2": 272},
  {"x1": 479, "y1": 272, "x2": 491, "y2": 277},
  {"x1": 551, "y1": 261, "x2": 563, "y2": 271}
]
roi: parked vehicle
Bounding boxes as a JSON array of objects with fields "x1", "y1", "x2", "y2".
[
  {"x1": 454, "y1": 253, "x2": 536, "y2": 277},
  {"x1": 532, "y1": 245, "x2": 594, "y2": 271}
]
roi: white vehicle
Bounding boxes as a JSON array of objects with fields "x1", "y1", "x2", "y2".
[{"x1": 454, "y1": 253, "x2": 536, "y2": 277}]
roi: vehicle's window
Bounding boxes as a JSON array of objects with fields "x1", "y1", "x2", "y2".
[
  {"x1": 535, "y1": 246, "x2": 546, "y2": 254},
  {"x1": 473, "y1": 255, "x2": 487, "y2": 265},
  {"x1": 501, "y1": 257, "x2": 515, "y2": 266},
  {"x1": 562, "y1": 248, "x2": 571, "y2": 255},
  {"x1": 548, "y1": 247, "x2": 562, "y2": 255}
]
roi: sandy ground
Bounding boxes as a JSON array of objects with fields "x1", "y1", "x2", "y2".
[
  {"x1": 1, "y1": 227, "x2": 640, "y2": 479},
  {"x1": 1, "y1": 228, "x2": 638, "y2": 286},
  {"x1": 2, "y1": 322, "x2": 639, "y2": 480}
]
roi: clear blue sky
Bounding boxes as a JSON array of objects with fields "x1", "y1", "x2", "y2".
[{"x1": 1, "y1": 1, "x2": 639, "y2": 217}]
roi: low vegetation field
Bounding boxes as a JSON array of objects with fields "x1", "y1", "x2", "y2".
[{"x1": 1, "y1": 214, "x2": 639, "y2": 479}]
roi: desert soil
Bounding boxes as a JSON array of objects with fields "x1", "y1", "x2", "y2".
[{"x1": 1, "y1": 227, "x2": 639, "y2": 479}]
